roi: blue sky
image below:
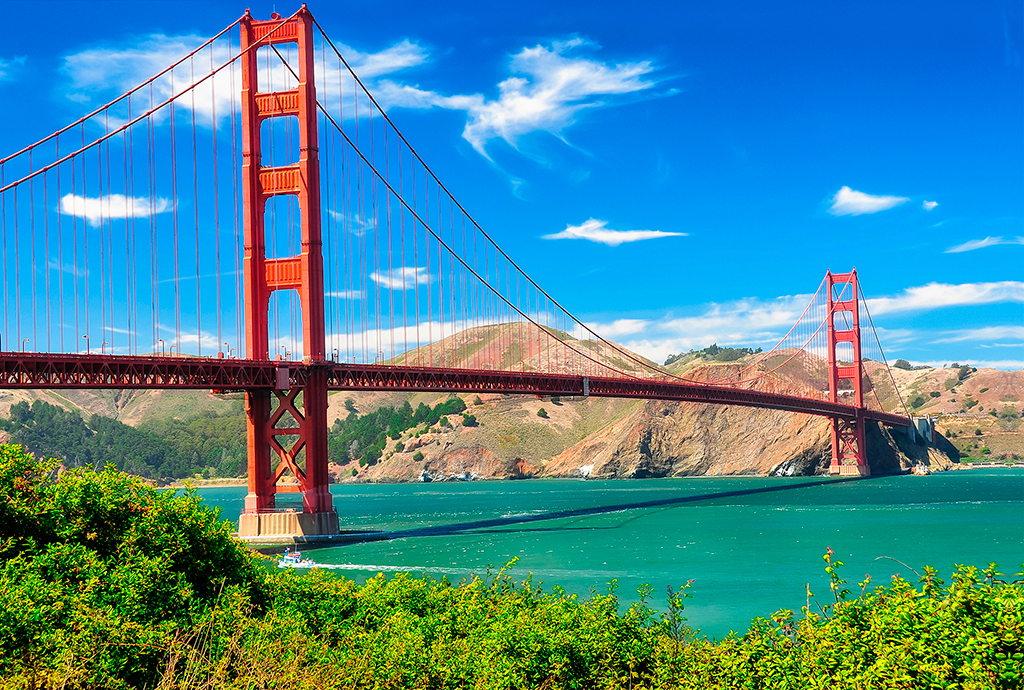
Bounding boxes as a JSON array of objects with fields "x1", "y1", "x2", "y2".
[{"x1": 0, "y1": 0, "x2": 1021, "y2": 368}]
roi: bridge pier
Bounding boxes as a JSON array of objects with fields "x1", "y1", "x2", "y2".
[
  {"x1": 237, "y1": 7, "x2": 337, "y2": 539},
  {"x1": 827, "y1": 270, "x2": 870, "y2": 477}
]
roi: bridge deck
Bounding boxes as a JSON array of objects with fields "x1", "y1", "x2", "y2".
[{"x1": 0, "y1": 352, "x2": 910, "y2": 427}]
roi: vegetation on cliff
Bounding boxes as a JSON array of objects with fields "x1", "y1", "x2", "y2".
[
  {"x1": 1, "y1": 445, "x2": 1020, "y2": 689},
  {"x1": 327, "y1": 395, "x2": 467, "y2": 467},
  {"x1": 0, "y1": 400, "x2": 245, "y2": 480}
]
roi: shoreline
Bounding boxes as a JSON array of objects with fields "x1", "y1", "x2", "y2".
[{"x1": 168, "y1": 462, "x2": 1024, "y2": 489}]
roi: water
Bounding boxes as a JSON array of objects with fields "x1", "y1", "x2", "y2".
[{"x1": 197, "y1": 470, "x2": 1024, "y2": 639}]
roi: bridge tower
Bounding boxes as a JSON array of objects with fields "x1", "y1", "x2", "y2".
[
  {"x1": 237, "y1": 7, "x2": 338, "y2": 538},
  {"x1": 826, "y1": 269, "x2": 870, "y2": 476}
]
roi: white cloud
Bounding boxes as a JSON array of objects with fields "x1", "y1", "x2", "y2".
[
  {"x1": 327, "y1": 290, "x2": 365, "y2": 300},
  {"x1": 922, "y1": 200, "x2": 938, "y2": 211},
  {"x1": 945, "y1": 236, "x2": 1024, "y2": 253},
  {"x1": 865, "y1": 281, "x2": 1024, "y2": 315},
  {"x1": 59, "y1": 193, "x2": 172, "y2": 227},
  {"x1": 341, "y1": 39, "x2": 428, "y2": 79},
  {"x1": 543, "y1": 218, "x2": 685, "y2": 246},
  {"x1": 369, "y1": 266, "x2": 430, "y2": 290},
  {"x1": 909, "y1": 359, "x2": 1024, "y2": 371},
  {"x1": 62, "y1": 34, "x2": 428, "y2": 127},
  {"x1": 934, "y1": 326, "x2": 1024, "y2": 343},
  {"x1": 0, "y1": 56, "x2": 25, "y2": 80},
  {"x1": 327, "y1": 210, "x2": 376, "y2": 236},
  {"x1": 588, "y1": 318, "x2": 651, "y2": 338},
  {"x1": 584, "y1": 294, "x2": 812, "y2": 364},
  {"x1": 828, "y1": 186, "x2": 909, "y2": 216},
  {"x1": 375, "y1": 39, "x2": 659, "y2": 157}
]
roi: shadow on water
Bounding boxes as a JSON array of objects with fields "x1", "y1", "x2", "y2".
[{"x1": 385, "y1": 475, "x2": 878, "y2": 540}]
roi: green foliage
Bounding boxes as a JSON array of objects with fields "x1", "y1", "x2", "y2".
[
  {"x1": 2, "y1": 450, "x2": 1021, "y2": 689},
  {"x1": 412, "y1": 451, "x2": 424, "y2": 462},
  {"x1": 909, "y1": 395, "x2": 927, "y2": 409},
  {"x1": 976, "y1": 428, "x2": 984, "y2": 436},
  {"x1": 461, "y1": 413, "x2": 478, "y2": 427},
  {"x1": 537, "y1": 407, "x2": 548, "y2": 418},
  {"x1": 665, "y1": 343, "x2": 763, "y2": 366},
  {"x1": 328, "y1": 398, "x2": 467, "y2": 467},
  {"x1": 344, "y1": 398, "x2": 357, "y2": 412},
  {"x1": 892, "y1": 358, "x2": 913, "y2": 370},
  {"x1": 0, "y1": 445, "x2": 265, "y2": 689},
  {"x1": 929, "y1": 391, "x2": 941, "y2": 398},
  {"x1": 473, "y1": 395, "x2": 483, "y2": 406},
  {"x1": 0, "y1": 400, "x2": 245, "y2": 481}
]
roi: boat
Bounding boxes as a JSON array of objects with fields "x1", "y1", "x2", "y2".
[{"x1": 278, "y1": 548, "x2": 316, "y2": 569}]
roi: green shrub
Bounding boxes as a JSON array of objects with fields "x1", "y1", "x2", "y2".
[
  {"x1": 537, "y1": 408, "x2": 548, "y2": 418},
  {"x1": 473, "y1": 395, "x2": 483, "y2": 406},
  {"x1": 461, "y1": 413, "x2": 478, "y2": 427},
  {"x1": 412, "y1": 451, "x2": 424, "y2": 462},
  {"x1": 2, "y1": 447, "x2": 1021, "y2": 690}
]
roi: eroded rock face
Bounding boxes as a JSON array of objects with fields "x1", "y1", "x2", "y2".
[{"x1": 544, "y1": 400, "x2": 833, "y2": 478}]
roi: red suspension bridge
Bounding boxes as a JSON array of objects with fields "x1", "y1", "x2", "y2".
[{"x1": 0, "y1": 6, "x2": 910, "y2": 539}]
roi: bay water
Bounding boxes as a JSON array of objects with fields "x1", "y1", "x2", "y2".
[{"x1": 198, "y1": 469, "x2": 1024, "y2": 639}]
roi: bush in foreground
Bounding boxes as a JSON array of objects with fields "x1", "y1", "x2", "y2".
[{"x1": 0, "y1": 445, "x2": 1021, "y2": 689}]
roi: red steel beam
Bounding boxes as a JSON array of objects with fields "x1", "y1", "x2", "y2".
[{"x1": 0, "y1": 353, "x2": 910, "y2": 427}]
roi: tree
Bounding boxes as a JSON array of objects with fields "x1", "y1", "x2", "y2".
[
  {"x1": 893, "y1": 359, "x2": 912, "y2": 370},
  {"x1": 537, "y1": 408, "x2": 548, "y2": 418},
  {"x1": 344, "y1": 398, "x2": 357, "y2": 412}
]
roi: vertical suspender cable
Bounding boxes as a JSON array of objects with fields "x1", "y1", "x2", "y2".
[
  {"x1": 57, "y1": 141, "x2": 64, "y2": 352},
  {"x1": 211, "y1": 46, "x2": 221, "y2": 354},
  {"x1": 170, "y1": 70, "x2": 181, "y2": 352},
  {"x1": 191, "y1": 57, "x2": 202, "y2": 356}
]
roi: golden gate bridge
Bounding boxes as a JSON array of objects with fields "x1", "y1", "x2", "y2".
[{"x1": 0, "y1": 6, "x2": 910, "y2": 540}]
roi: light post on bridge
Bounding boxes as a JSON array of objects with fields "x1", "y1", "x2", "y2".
[
  {"x1": 101, "y1": 342, "x2": 108, "y2": 355},
  {"x1": 82, "y1": 335, "x2": 89, "y2": 354},
  {"x1": 21, "y1": 339, "x2": 28, "y2": 352},
  {"x1": 169, "y1": 345, "x2": 177, "y2": 357},
  {"x1": 157, "y1": 338, "x2": 165, "y2": 356}
]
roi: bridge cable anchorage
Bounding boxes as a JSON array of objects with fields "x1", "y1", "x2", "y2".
[{"x1": 0, "y1": 6, "x2": 909, "y2": 540}]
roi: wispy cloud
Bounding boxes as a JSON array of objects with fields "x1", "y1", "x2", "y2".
[
  {"x1": 934, "y1": 326, "x2": 1024, "y2": 343},
  {"x1": 945, "y1": 236, "x2": 1024, "y2": 253},
  {"x1": 828, "y1": 186, "x2": 909, "y2": 216},
  {"x1": 543, "y1": 218, "x2": 684, "y2": 246},
  {"x1": 62, "y1": 34, "x2": 427, "y2": 126},
  {"x1": 327, "y1": 210, "x2": 376, "y2": 236},
  {"x1": 0, "y1": 56, "x2": 25, "y2": 81},
  {"x1": 910, "y1": 359, "x2": 1024, "y2": 370},
  {"x1": 369, "y1": 266, "x2": 430, "y2": 290},
  {"x1": 59, "y1": 193, "x2": 172, "y2": 226},
  {"x1": 327, "y1": 289, "x2": 365, "y2": 300},
  {"x1": 584, "y1": 294, "x2": 813, "y2": 364},
  {"x1": 376, "y1": 38, "x2": 661, "y2": 158},
  {"x1": 866, "y1": 281, "x2": 1024, "y2": 315},
  {"x1": 580, "y1": 282, "x2": 1024, "y2": 366},
  {"x1": 922, "y1": 200, "x2": 938, "y2": 211}
]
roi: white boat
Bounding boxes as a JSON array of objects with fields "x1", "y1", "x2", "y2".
[{"x1": 278, "y1": 548, "x2": 316, "y2": 569}]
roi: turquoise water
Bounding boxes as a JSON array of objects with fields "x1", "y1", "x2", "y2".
[{"x1": 198, "y1": 470, "x2": 1024, "y2": 639}]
